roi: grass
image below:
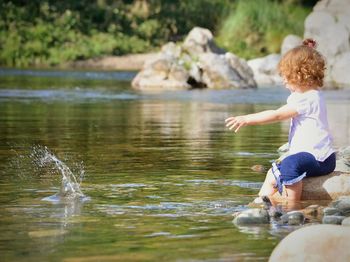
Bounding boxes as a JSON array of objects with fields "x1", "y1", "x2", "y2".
[{"x1": 216, "y1": 0, "x2": 312, "y2": 59}]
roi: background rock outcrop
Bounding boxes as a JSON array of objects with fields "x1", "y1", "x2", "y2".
[
  {"x1": 247, "y1": 54, "x2": 282, "y2": 86},
  {"x1": 249, "y1": 0, "x2": 350, "y2": 88},
  {"x1": 132, "y1": 27, "x2": 256, "y2": 90}
]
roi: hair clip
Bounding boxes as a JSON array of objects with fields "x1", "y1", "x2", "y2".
[{"x1": 302, "y1": 38, "x2": 317, "y2": 49}]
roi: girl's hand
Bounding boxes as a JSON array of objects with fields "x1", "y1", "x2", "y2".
[{"x1": 225, "y1": 116, "x2": 248, "y2": 133}]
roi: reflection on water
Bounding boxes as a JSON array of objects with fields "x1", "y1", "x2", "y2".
[{"x1": 0, "y1": 69, "x2": 349, "y2": 261}]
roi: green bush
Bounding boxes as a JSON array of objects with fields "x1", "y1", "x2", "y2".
[{"x1": 216, "y1": 0, "x2": 311, "y2": 59}]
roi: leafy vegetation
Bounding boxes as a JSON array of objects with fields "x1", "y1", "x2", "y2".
[
  {"x1": 216, "y1": 0, "x2": 312, "y2": 59},
  {"x1": 0, "y1": 0, "x2": 315, "y2": 67}
]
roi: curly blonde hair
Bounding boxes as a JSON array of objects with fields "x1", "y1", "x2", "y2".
[{"x1": 278, "y1": 39, "x2": 326, "y2": 90}]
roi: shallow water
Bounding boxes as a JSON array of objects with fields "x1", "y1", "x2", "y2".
[{"x1": 0, "y1": 69, "x2": 349, "y2": 261}]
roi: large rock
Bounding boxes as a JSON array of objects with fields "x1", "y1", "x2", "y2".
[
  {"x1": 336, "y1": 146, "x2": 350, "y2": 172},
  {"x1": 132, "y1": 27, "x2": 257, "y2": 90},
  {"x1": 281, "y1": 35, "x2": 302, "y2": 55},
  {"x1": 303, "y1": 0, "x2": 350, "y2": 88},
  {"x1": 182, "y1": 27, "x2": 225, "y2": 55},
  {"x1": 199, "y1": 53, "x2": 255, "y2": 89},
  {"x1": 313, "y1": 0, "x2": 350, "y2": 17},
  {"x1": 247, "y1": 54, "x2": 282, "y2": 86},
  {"x1": 330, "y1": 52, "x2": 350, "y2": 88},
  {"x1": 301, "y1": 171, "x2": 350, "y2": 200},
  {"x1": 131, "y1": 51, "x2": 191, "y2": 90},
  {"x1": 269, "y1": 225, "x2": 350, "y2": 261}
]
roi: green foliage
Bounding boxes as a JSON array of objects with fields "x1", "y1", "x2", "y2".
[
  {"x1": 0, "y1": 0, "x2": 231, "y2": 67},
  {"x1": 0, "y1": 0, "x2": 312, "y2": 67},
  {"x1": 216, "y1": 0, "x2": 311, "y2": 59}
]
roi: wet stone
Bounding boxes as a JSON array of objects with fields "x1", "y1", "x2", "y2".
[
  {"x1": 250, "y1": 165, "x2": 266, "y2": 173},
  {"x1": 281, "y1": 211, "x2": 305, "y2": 225},
  {"x1": 232, "y1": 208, "x2": 270, "y2": 226},
  {"x1": 323, "y1": 207, "x2": 342, "y2": 216},
  {"x1": 303, "y1": 205, "x2": 320, "y2": 217},
  {"x1": 268, "y1": 206, "x2": 284, "y2": 219},
  {"x1": 331, "y1": 196, "x2": 350, "y2": 216},
  {"x1": 322, "y1": 215, "x2": 346, "y2": 225}
]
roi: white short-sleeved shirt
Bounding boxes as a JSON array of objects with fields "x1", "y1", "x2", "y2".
[{"x1": 287, "y1": 89, "x2": 335, "y2": 161}]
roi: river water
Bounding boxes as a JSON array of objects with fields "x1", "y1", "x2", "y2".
[{"x1": 0, "y1": 68, "x2": 349, "y2": 261}]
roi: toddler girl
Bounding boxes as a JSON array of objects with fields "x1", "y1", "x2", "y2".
[{"x1": 225, "y1": 39, "x2": 336, "y2": 201}]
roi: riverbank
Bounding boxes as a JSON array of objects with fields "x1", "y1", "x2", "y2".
[{"x1": 67, "y1": 52, "x2": 158, "y2": 71}]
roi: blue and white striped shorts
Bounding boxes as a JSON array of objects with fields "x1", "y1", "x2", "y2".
[{"x1": 271, "y1": 152, "x2": 336, "y2": 194}]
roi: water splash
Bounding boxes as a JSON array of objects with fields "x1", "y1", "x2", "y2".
[{"x1": 30, "y1": 145, "x2": 89, "y2": 203}]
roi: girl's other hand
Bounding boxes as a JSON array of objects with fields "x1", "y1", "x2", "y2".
[{"x1": 225, "y1": 116, "x2": 247, "y2": 133}]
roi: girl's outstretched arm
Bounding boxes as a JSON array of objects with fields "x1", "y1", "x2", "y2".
[{"x1": 225, "y1": 104, "x2": 298, "y2": 133}]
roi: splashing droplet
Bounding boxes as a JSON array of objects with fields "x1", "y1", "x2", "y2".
[{"x1": 30, "y1": 145, "x2": 89, "y2": 202}]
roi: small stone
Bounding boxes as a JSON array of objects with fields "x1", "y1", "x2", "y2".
[
  {"x1": 251, "y1": 165, "x2": 266, "y2": 173},
  {"x1": 232, "y1": 208, "x2": 270, "y2": 226},
  {"x1": 288, "y1": 211, "x2": 305, "y2": 225},
  {"x1": 322, "y1": 215, "x2": 346, "y2": 225},
  {"x1": 281, "y1": 211, "x2": 305, "y2": 225},
  {"x1": 269, "y1": 207, "x2": 284, "y2": 219},
  {"x1": 331, "y1": 196, "x2": 350, "y2": 215},
  {"x1": 303, "y1": 205, "x2": 320, "y2": 217}
]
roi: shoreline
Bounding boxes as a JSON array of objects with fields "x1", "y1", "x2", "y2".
[
  {"x1": 0, "y1": 53, "x2": 157, "y2": 72},
  {"x1": 66, "y1": 52, "x2": 157, "y2": 71}
]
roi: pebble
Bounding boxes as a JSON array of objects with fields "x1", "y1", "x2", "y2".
[
  {"x1": 303, "y1": 205, "x2": 320, "y2": 217},
  {"x1": 250, "y1": 165, "x2": 266, "y2": 173}
]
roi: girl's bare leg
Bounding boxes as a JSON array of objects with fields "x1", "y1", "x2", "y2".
[
  {"x1": 284, "y1": 181, "x2": 303, "y2": 201},
  {"x1": 258, "y1": 169, "x2": 278, "y2": 197}
]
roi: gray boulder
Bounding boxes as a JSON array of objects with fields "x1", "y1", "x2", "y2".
[
  {"x1": 199, "y1": 53, "x2": 256, "y2": 89},
  {"x1": 303, "y1": 0, "x2": 350, "y2": 88},
  {"x1": 301, "y1": 171, "x2": 350, "y2": 200},
  {"x1": 182, "y1": 27, "x2": 225, "y2": 55},
  {"x1": 269, "y1": 225, "x2": 350, "y2": 261},
  {"x1": 132, "y1": 27, "x2": 256, "y2": 90},
  {"x1": 247, "y1": 54, "x2": 282, "y2": 86},
  {"x1": 281, "y1": 35, "x2": 302, "y2": 55},
  {"x1": 330, "y1": 52, "x2": 350, "y2": 88}
]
